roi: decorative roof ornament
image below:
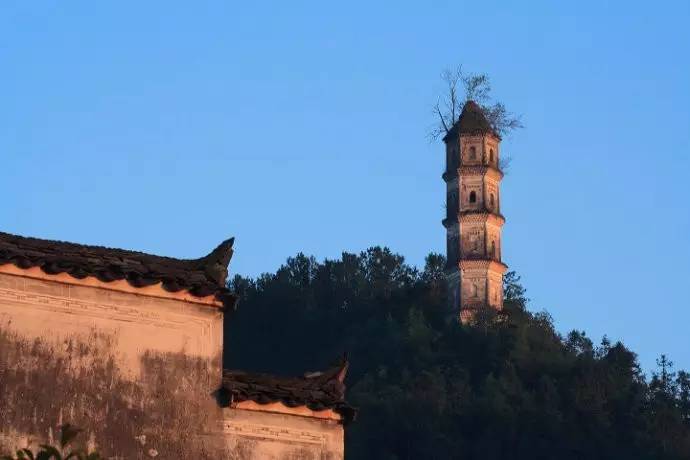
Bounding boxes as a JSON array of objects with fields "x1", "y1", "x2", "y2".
[
  {"x1": 220, "y1": 357, "x2": 356, "y2": 424},
  {"x1": 0, "y1": 231, "x2": 238, "y2": 307}
]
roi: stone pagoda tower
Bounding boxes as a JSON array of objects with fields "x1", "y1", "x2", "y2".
[{"x1": 442, "y1": 101, "x2": 507, "y2": 323}]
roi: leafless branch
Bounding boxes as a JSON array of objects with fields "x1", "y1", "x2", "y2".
[
  {"x1": 435, "y1": 103, "x2": 449, "y2": 133},
  {"x1": 428, "y1": 65, "x2": 523, "y2": 142},
  {"x1": 462, "y1": 73, "x2": 491, "y2": 105},
  {"x1": 483, "y1": 102, "x2": 524, "y2": 138},
  {"x1": 498, "y1": 154, "x2": 513, "y2": 173}
]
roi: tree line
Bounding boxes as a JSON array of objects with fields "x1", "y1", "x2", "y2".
[{"x1": 225, "y1": 248, "x2": 690, "y2": 459}]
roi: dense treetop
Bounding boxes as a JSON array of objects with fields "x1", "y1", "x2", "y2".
[{"x1": 225, "y1": 247, "x2": 690, "y2": 459}]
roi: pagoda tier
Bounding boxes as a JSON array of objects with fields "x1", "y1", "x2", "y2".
[{"x1": 442, "y1": 101, "x2": 507, "y2": 323}]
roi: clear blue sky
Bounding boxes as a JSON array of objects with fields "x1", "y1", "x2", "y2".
[{"x1": 2, "y1": 1, "x2": 689, "y2": 373}]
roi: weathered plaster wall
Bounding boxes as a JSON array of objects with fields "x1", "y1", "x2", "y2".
[
  {"x1": 223, "y1": 408, "x2": 344, "y2": 460},
  {"x1": 488, "y1": 270, "x2": 504, "y2": 308},
  {"x1": 0, "y1": 272, "x2": 223, "y2": 372},
  {"x1": 0, "y1": 271, "x2": 230, "y2": 458},
  {"x1": 461, "y1": 176, "x2": 484, "y2": 210},
  {"x1": 460, "y1": 135, "x2": 484, "y2": 165},
  {"x1": 461, "y1": 222, "x2": 484, "y2": 257},
  {"x1": 485, "y1": 137, "x2": 499, "y2": 167},
  {"x1": 462, "y1": 268, "x2": 487, "y2": 302},
  {"x1": 0, "y1": 270, "x2": 346, "y2": 459},
  {"x1": 460, "y1": 264, "x2": 505, "y2": 311}
]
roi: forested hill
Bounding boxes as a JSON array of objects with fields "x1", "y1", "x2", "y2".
[{"x1": 225, "y1": 247, "x2": 690, "y2": 459}]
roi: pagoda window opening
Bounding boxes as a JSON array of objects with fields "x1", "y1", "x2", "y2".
[
  {"x1": 490, "y1": 193, "x2": 495, "y2": 208},
  {"x1": 469, "y1": 146, "x2": 476, "y2": 160},
  {"x1": 469, "y1": 191, "x2": 477, "y2": 203},
  {"x1": 489, "y1": 149, "x2": 494, "y2": 163}
]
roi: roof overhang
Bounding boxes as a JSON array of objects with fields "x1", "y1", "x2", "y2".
[
  {"x1": 459, "y1": 259, "x2": 508, "y2": 273},
  {"x1": 229, "y1": 400, "x2": 343, "y2": 422},
  {"x1": 0, "y1": 264, "x2": 225, "y2": 308}
]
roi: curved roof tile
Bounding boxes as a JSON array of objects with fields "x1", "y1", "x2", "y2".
[
  {"x1": 0, "y1": 231, "x2": 237, "y2": 306},
  {"x1": 221, "y1": 361, "x2": 356, "y2": 424}
]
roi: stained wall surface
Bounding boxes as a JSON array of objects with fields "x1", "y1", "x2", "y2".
[
  {"x1": 0, "y1": 270, "x2": 346, "y2": 459},
  {"x1": 0, "y1": 270, "x2": 229, "y2": 458},
  {"x1": 223, "y1": 408, "x2": 344, "y2": 460}
]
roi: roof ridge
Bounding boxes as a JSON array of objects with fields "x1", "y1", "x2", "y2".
[
  {"x1": 0, "y1": 231, "x2": 237, "y2": 305},
  {"x1": 220, "y1": 360, "x2": 356, "y2": 423}
]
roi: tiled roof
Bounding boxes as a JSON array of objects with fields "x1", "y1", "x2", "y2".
[
  {"x1": 0, "y1": 231, "x2": 237, "y2": 306},
  {"x1": 220, "y1": 361, "x2": 356, "y2": 423},
  {"x1": 444, "y1": 100, "x2": 498, "y2": 140}
]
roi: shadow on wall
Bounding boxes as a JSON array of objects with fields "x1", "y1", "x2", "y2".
[{"x1": 0, "y1": 324, "x2": 234, "y2": 459}]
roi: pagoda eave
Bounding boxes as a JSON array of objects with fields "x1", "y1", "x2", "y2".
[
  {"x1": 458, "y1": 165, "x2": 504, "y2": 180},
  {"x1": 459, "y1": 259, "x2": 508, "y2": 274},
  {"x1": 459, "y1": 211, "x2": 505, "y2": 226}
]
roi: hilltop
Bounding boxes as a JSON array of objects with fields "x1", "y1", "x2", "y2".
[{"x1": 226, "y1": 247, "x2": 690, "y2": 460}]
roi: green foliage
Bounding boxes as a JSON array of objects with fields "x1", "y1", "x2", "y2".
[
  {"x1": 226, "y1": 247, "x2": 690, "y2": 459},
  {"x1": 1, "y1": 425, "x2": 101, "y2": 460}
]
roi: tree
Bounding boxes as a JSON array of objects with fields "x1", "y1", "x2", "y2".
[
  {"x1": 225, "y1": 248, "x2": 690, "y2": 460},
  {"x1": 429, "y1": 65, "x2": 523, "y2": 141},
  {"x1": 677, "y1": 371, "x2": 690, "y2": 425},
  {"x1": 655, "y1": 354, "x2": 677, "y2": 397},
  {"x1": 503, "y1": 270, "x2": 528, "y2": 311}
]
